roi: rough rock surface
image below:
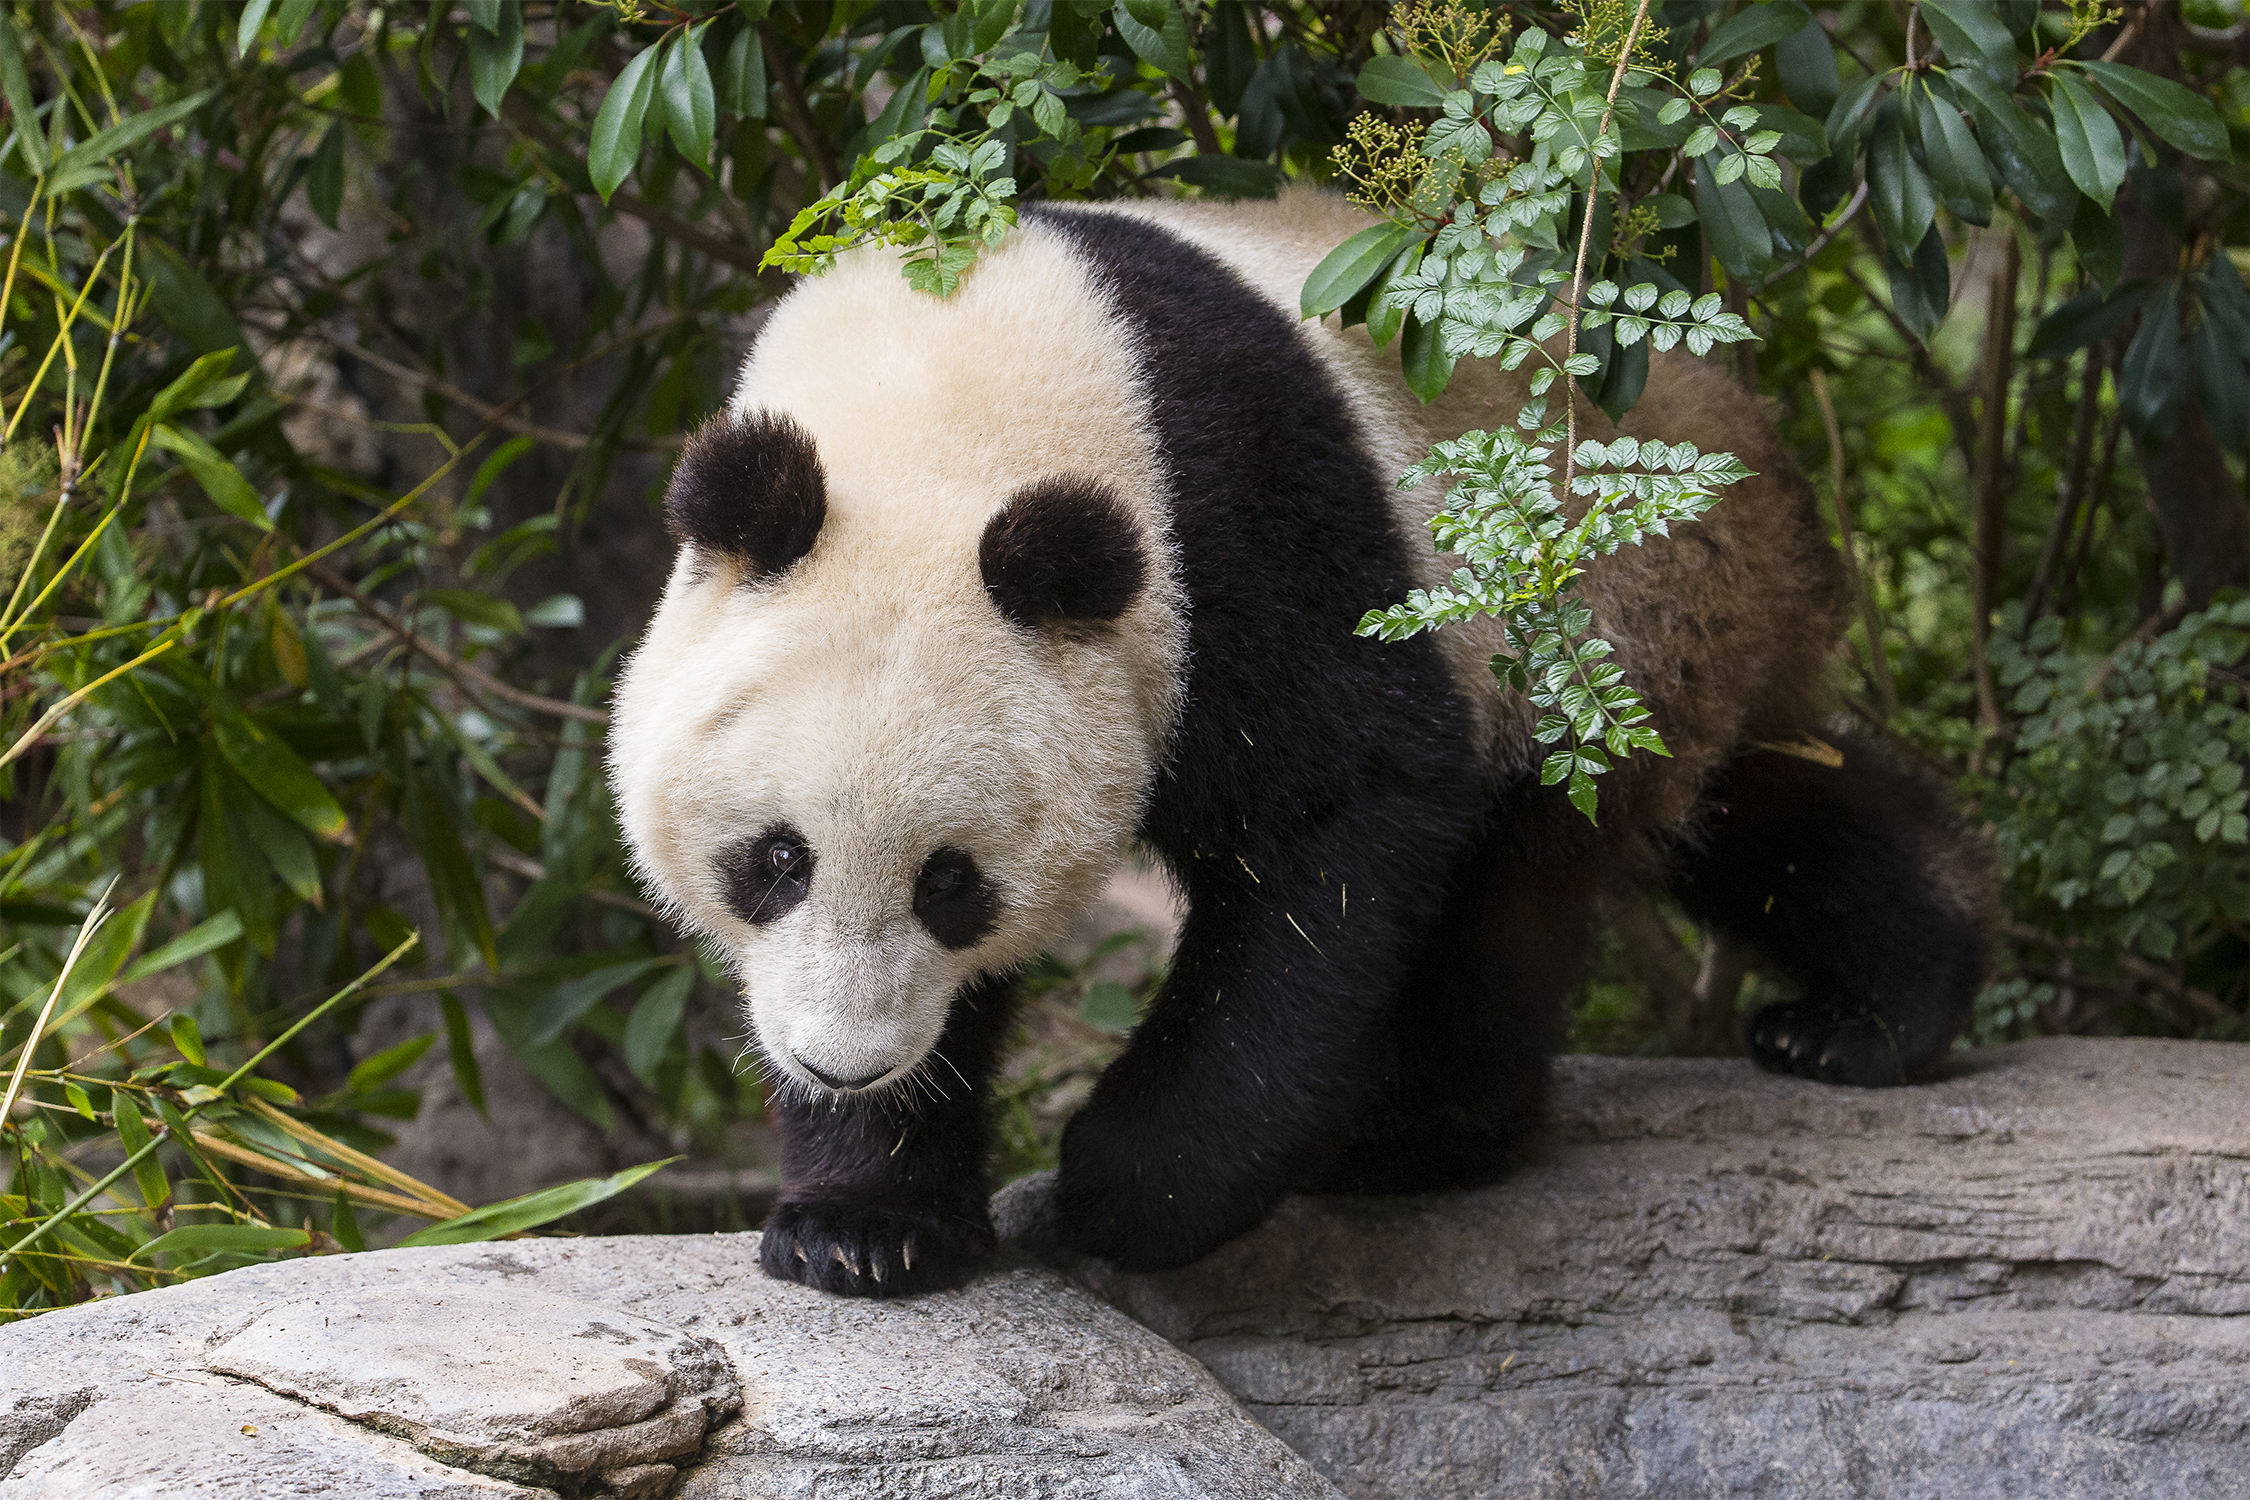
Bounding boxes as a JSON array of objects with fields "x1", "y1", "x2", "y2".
[
  {"x1": 4, "y1": 1039, "x2": 2243, "y2": 1499},
  {"x1": 999, "y1": 1037, "x2": 2250, "y2": 1499},
  {"x1": 0, "y1": 1238, "x2": 1328, "y2": 1499}
]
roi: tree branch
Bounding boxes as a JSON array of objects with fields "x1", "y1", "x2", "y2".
[{"x1": 305, "y1": 561, "x2": 609, "y2": 727}]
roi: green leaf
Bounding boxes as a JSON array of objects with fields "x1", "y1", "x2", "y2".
[
  {"x1": 1698, "y1": 0, "x2": 1809, "y2": 67},
  {"x1": 1919, "y1": 0, "x2": 2018, "y2": 82},
  {"x1": 2071, "y1": 194, "x2": 2124, "y2": 290},
  {"x1": 441, "y1": 992, "x2": 488, "y2": 1119},
  {"x1": 1206, "y1": 0, "x2": 1257, "y2": 116},
  {"x1": 402, "y1": 769, "x2": 497, "y2": 973},
  {"x1": 1301, "y1": 221, "x2": 1423, "y2": 320},
  {"x1": 211, "y1": 704, "x2": 349, "y2": 840},
  {"x1": 1112, "y1": 1, "x2": 1193, "y2": 83},
  {"x1": 2026, "y1": 281, "x2": 2153, "y2": 361},
  {"x1": 333, "y1": 1186, "x2": 364, "y2": 1252},
  {"x1": 527, "y1": 958, "x2": 669, "y2": 1047},
  {"x1": 395, "y1": 1159, "x2": 678, "y2": 1248},
  {"x1": 1773, "y1": 13, "x2": 1839, "y2": 119},
  {"x1": 1365, "y1": 243, "x2": 1423, "y2": 349},
  {"x1": 235, "y1": 0, "x2": 278, "y2": 55},
  {"x1": 1356, "y1": 55, "x2": 1448, "y2": 108},
  {"x1": 112, "y1": 1098, "x2": 168, "y2": 1210},
  {"x1": 424, "y1": 587, "x2": 525, "y2": 635},
  {"x1": 467, "y1": 0, "x2": 524, "y2": 119},
  {"x1": 1695, "y1": 167, "x2": 1772, "y2": 278},
  {"x1": 2117, "y1": 281, "x2": 2186, "y2": 446},
  {"x1": 170, "y1": 1014, "x2": 205, "y2": 1065},
  {"x1": 624, "y1": 966, "x2": 693, "y2": 1084},
  {"x1": 46, "y1": 90, "x2": 216, "y2": 183},
  {"x1": 139, "y1": 240, "x2": 248, "y2": 356},
  {"x1": 589, "y1": 41, "x2": 662, "y2": 201},
  {"x1": 720, "y1": 23, "x2": 767, "y2": 120},
  {"x1": 1867, "y1": 95, "x2": 1936, "y2": 254},
  {"x1": 1885, "y1": 223, "x2": 1952, "y2": 340},
  {"x1": 232, "y1": 783, "x2": 324, "y2": 905},
  {"x1": 658, "y1": 23, "x2": 716, "y2": 165},
  {"x1": 306, "y1": 122, "x2": 345, "y2": 228},
  {"x1": 133, "y1": 1224, "x2": 309, "y2": 1262},
  {"x1": 151, "y1": 424, "x2": 267, "y2": 529},
  {"x1": 0, "y1": 14, "x2": 43, "y2": 172},
  {"x1": 122, "y1": 911, "x2": 245, "y2": 982},
  {"x1": 1145, "y1": 154, "x2": 1282, "y2": 199},
  {"x1": 1080, "y1": 980, "x2": 1138, "y2": 1033},
  {"x1": 2049, "y1": 72, "x2": 2125, "y2": 213},
  {"x1": 1951, "y1": 70, "x2": 2079, "y2": 229},
  {"x1": 1913, "y1": 83, "x2": 1993, "y2": 226},
  {"x1": 349, "y1": 1032, "x2": 435, "y2": 1093},
  {"x1": 2080, "y1": 61, "x2": 2229, "y2": 161},
  {"x1": 147, "y1": 350, "x2": 250, "y2": 425},
  {"x1": 2190, "y1": 312, "x2": 2248, "y2": 457},
  {"x1": 465, "y1": 0, "x2": 502, "y2": 32},
  {"x1": 1400, "y1": 312, "x2": 1457, "y2": 404}
]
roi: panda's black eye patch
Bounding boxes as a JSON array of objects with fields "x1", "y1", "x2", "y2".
[
  {"x1": 718, "y1": 824, "x2": 815, "y2": 925},
  {"x1": 664, "y1": 410, "x2": 826, "y2": 582},
  {"x1": 978, "y1": 477, "x2": 1146, "y2": 629},
  {"x1": 913, "y1": 847, "x2": 1000, "y2": 950}
]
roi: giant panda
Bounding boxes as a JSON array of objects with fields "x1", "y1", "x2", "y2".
[{"x1": 609, "y1": 191, "x2": 1993, "y2": 1299}]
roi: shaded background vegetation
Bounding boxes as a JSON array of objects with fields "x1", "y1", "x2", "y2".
[{"x1": 1, "y1": 0, "x2": 2244, "y2": 1318}]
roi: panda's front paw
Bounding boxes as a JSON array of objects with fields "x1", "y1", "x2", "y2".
[
  {"x1": 756, "y1": 1198, "x2": 994, "y2": 1298},
  {"x1": 1748, "y1": 999, "x2": 1909, "y2": 1087}
]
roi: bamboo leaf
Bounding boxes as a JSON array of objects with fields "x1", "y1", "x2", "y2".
[{"x1": 395, "y1": 1159, "x2": 677, "y2": 1248}]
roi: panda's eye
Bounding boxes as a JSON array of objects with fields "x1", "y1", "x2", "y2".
[
  {"x1": 717, "y1": 824, "x2": 815, "y2": 926},
  {"x1": 913, "y1": 847, "x2": 1000, "y2": 951}
]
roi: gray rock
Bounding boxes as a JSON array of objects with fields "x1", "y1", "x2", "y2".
[
  {"x1": 1003, "y1": 1037, "x2": 2250, "y2": 1500},
  {"x1": 5, "y1": 1039, "x2": 2242, "y2": 1499},
  {"x1": 0, "y1": 1238, "x2": 1330, "y2": 1500}
]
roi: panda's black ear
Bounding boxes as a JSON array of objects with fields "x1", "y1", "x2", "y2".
[
  {"x1": 664, "y1": 411, "x2": 826, "y2": 581},
  {"x1": 979, "y1": 478, "x2": 1146, "y2": 629}
]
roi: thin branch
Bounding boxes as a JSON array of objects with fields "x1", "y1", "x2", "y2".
[
  {"x1": 762, "y1": 25, "x2": 841, "y2": 190},
  {"x1": 484, "y1": 841, "x2": 658, "y2": 920},
  {"x1": 1754, "y1": 179, "x2": 1870, "y2": 295},
  {"x1": 1970, "y1": 230, "x2": 2022, "y2": 738},
  {"x1": 305, "y1": 561, "x2": 609, "y2": 726},
  {"x1": 298, "y1": 328, "x2": 678, "y2": 454},
  {"x1": 1561, "y1": 0, "x2": 1655, "y2": 497},
  {"x1": 1810, "y1": 368, "x2": 1898, "y2": 719},
  {"x1": 1842, "y1": 263, "x2": 1980, "y2": 473}
]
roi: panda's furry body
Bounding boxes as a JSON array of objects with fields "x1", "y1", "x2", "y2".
[{"x1": 610, "y1": 193, "x2": 1993, "y2": 1298}]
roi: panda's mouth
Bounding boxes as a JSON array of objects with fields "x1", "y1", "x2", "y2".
[{"x1": 792, "y1": 1054, "x2": 894, "y2": 1093}]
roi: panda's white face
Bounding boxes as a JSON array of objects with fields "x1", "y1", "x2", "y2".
[{"x1": 610, "y1": 228, "x2": 1182, "y2": 1098}]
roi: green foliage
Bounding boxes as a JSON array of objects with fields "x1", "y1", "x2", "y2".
[
  {"x1": 2, "y1": 0, "x2": 2245, "y2": 1305},
  {"x1": 1972, "y1": 599, "x2": 2249, "y2": 1041}
]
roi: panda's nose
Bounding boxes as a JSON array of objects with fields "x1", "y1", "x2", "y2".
[{"x1": 795, "y1": 1055, "x2": 886, "y2": 1092}]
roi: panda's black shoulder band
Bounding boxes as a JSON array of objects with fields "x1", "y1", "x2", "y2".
[
  {"x1": 979, "y1": 477, "x2": 1145, "y2": 629},
  {"x1": 664, "y1": 410, "x2": 826, "y2": 581}
]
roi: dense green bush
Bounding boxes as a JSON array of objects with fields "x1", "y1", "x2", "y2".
[{"x1": 2, "y1": 0, "x2": 2244, "y2": 1319}]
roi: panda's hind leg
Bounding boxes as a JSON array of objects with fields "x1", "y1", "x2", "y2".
[
  {"x1": 1667, "y1": 732, "x2": 1993, "y2": 1086},
  {"x1": 1315, "y1": 802, "x2": 1597, "y2": 1195}
]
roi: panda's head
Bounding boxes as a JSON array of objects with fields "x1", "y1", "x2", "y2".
[{"x1": 609, "y1": 229, "x2": 1181, "y2": 1099}]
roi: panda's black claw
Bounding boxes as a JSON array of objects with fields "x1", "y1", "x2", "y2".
[
  {"x1": 757, "y1": 1198, "x2": 994, "y2": 1298},
  {"x1": 1748, "y1": 999, "x2": 1911, "y2": 1087}
]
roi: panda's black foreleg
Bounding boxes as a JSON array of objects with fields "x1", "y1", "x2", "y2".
[
  {"x1": 1053, "y1": 818, "x2": 1474, "y2": 1271},
  {"x1": 1666, "y1": 733, "x2": 1993, "y2": 1086},
  {"x1": 1315, "y1": 802, "x2": 1599, "y2": 1194},
  {"x1": 756, "y1": 971, "x2": 1018, "y2": 1297}
]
